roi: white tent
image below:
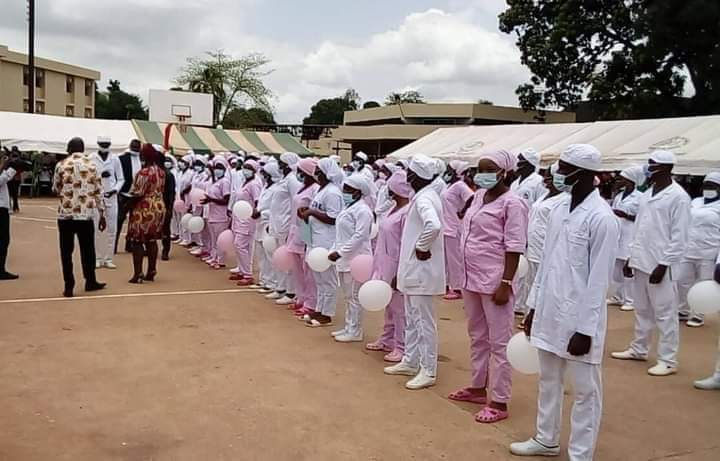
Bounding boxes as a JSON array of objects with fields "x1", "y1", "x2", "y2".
[
  {"x1": 0, "y1": 111, "x2": 137, "y2": 155},
  {"x1": 388, "y1": 115, "x2": 720, "y2": 175}
]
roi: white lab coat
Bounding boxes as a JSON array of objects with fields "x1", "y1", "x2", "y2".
[
  {"x1": 91, "y1": 152, "x2": 125, "y2": 198},
  {"x1": 525, "y1": 191, "x2": 567, "y2": 264},
  {"x1": 511, "y1": 172, "x2": 547, "y2": 206},
  {"x1": 333, "y1": 200, "x2": 373, "y2": 273},
  {"x1": 397, "y1": 185, "x2": 445, "y2": 296},
  {"x1": 309, "y1": 183, "x2": 344, "y2": 249},
  {"x1": 268, "y1": 174, "x2": 300, "y2": 240},
  {"x1": 610, "y1": 189, "x2": 642, "y2": 260},
  {"x1": 628, "y1": 182, "x2": 690, "y2": 276},
  {"x1": 91, "y1": 152, "x2": 124, "y2": 262},
  {"x1": 684, "y1": 197, "x2": 720, "y2": 261},
  {"x1": 529, "y1": 190, "x2": 619, "y2": 364}
]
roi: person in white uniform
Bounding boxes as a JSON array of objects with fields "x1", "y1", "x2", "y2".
[
  {"x1": 328, "y1": 174, "x2": 374, "y2": 342},
  {"x1": 611, "y1": 150, "x2": 690, "y2": 376},
  {"x1": 693, "y1": 255, "x2": 720, "y2": 390},
  {"x1": 91, "y1": 136, "x2": 125, "y2": 269},
  {"x1": 510, "y1": 144, "x2": 619, "y2": 460},
  {"x1": 607, "y1": 165, "x2": 645, "y2": 311},
  {"x1": 676, "y1": 172, "x2": 720, "y2": 327},
  {"x1": 256, "y1": 162, "x2": 283, "y2": 293},
  {"x1": 510, "y1": 148, "x2": 547, "y2": 206},
  {"x1": 351, "y1": 151, "x2": 378, "y2": 209},
  {"x1": 384, "y1": 154, "x2": 445, "y2": 390}
]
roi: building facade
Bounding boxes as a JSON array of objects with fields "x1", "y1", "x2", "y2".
[{"x1": 0, "y1": 44, "x2": 100, "y2": 118}]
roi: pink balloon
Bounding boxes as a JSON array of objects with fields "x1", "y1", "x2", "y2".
[
  {"x1": 173, "y1": 199, "x2": 186, "y2": 213},
  {"x1": 350, "y1": 254, "x2": 374, "y2": 283},
  {"x1": 189, "y1": 188, "x2": 206, "y2": 207},
  {"x1": 272, "y1": 245, "x2": 294, "y2": 272},
  {"x1": 217, "y1": 229, "x2": 234, "y2": 255}
]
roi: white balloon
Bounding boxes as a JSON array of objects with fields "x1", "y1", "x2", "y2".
[
  {"x1": 507, "y1": 332, "x2": 540, "y2": 375},
  {"x1": 370, "y1": 222, "x2": 379, "y2": 239},
  {"x1": 187, "y1": 216, "x2": 205, "y2": 234},
  {"x1": 180, "y1": 213, "x2": 193, "y2": 230},
  {"x1": 687, "y1": 280, "x2": 720, "y2": 315},
  {"x1": 262, "y1": 234, "x2": 278, "y2": 256},
  {"x1": 306, "y1": 247, "x2": 331, "y2": 272},
  {"x1": 358, "y1": 280, "x2": 393, "y2": 312},
  {"x1": 232, "y1": 200, "x2": 253, "y2": 220},
  {"x1": 517, "y1": 255, "x2": 529, "y2": 279}
]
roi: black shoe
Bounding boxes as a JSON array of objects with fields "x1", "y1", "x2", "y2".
[
  {"x1": 63, "y1": 289, "x2": 74, "y2": 298},
  {"x1": 0, "y1": 272, "x2": 19, "y2": 280},
  {"x1": 161, "y1": 253, "x2": 169, "y2": 261},
  {"x1": 85, "y1": 282, "x2": 107, "y2": 292}
]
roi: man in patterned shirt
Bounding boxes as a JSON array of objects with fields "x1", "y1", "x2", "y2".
[{"x1": 53, "y1": 137, "x2": 107, "y2": 297}]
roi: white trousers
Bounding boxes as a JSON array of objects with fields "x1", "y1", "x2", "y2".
[
  {"x1": 629, "y1": 270, "x2": 679, "y2": 367},
  {"x1": 536, "y1": 350, "x2": 602, "y2": 461},
  {"x1": 677, "y1": 258, "x2": 715, "y2": 320},
  {"x1": 609, "y1": 259, "x2": 633, "y2": 305},
  {"x1": 516, "y1": 260, "x2": 539, "y2": 314},
  {"x1": 257, "y1": 241, "x2": 275, "y2": 289},
  {"x1": 402, "y1": 294, "x2": 438, "y2": 376},
  {"x1": 714, "y1": 335, "x2": 720, "y2": 379},
  {"x1": 171, "y1": 209, "x2": 182, "y2": 236},
  {"x1": 93, "y1": 198, "x2": 118, "y2": 263},
  {"x1": 313, "y1": 264, "x2": 339, "y2": 317},
  {"x1": 340, "y1": 271, "x2": 363, "y2": 336}
]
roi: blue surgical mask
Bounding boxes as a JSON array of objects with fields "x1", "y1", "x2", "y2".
[
  {"x1": 703, "y1": 189, "x2": 719, "y2": 200},
  {"x1": 214, "y1": 168, "x2": 225, "y2": 179},
  {"x1": 296, "y1": 172, "x2": 305, "y2": 182},
  {"x1": 443, "y1": 173, "x2": 453, "y2": 183},
  {"x1": 342, "y1": 192, "x2": 356, "y2": 206},
  {"x1": 242, "y1": 169, "x2": 254, "y2": 179},
  {"x1": 473, "y1": 172, "x2": 500, "y2": 189},
  {"x1": 552, "y1": 171, "x2": 577, "y2": 193}
]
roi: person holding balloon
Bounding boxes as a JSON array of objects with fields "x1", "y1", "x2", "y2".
[
  {"x1": 176, "y1": 153, "x2": 196, "y2": 247},
  {"x1": 447, "y1": 150, "x2": 528, "y2": 424},
  {"x1": 384, "y1": 154, "x2": 445, "y2": 391},
  {"x1": 327, "y1": 174, "x2": 374, "y2": 342},
  {"x1": 693, "y1": 254, "x2": 720, "y2": 390},
  {"x1": 201, "y1": 157, "x2": 232, "y2": 270},
  {"x1": 228, "y1": 159, "x2": 263, "y2": 285},
  {"x1": 301, "y1": 158, "x2": 345, "y2": 327},
  {"x1": 510, "y1": 144, "x2": 619, "y2": 459},
  {"x1": 676, "y1": 172, "x2": 720, "y2": 328},
  {"x1": 256, "y1": 162, "x2": 284, "y2": 294}
]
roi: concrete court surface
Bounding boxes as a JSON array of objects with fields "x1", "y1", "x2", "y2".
[{"x1": 0, "y1": 199, "x2": 718, "y2": 461}]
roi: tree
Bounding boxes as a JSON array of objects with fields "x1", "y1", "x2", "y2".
[
  {"x1": 95, "y1": 80, "x2": 147, "y2": 120},
  {"x1": 363, "y1": 101, "x2": 381, "y2": 109},
  {"x1": 222, "y1": 107, "x2": 275, "y2": 129},
  {"x1": 478, "y1": 99, "x2": 494, "y2": 105},
  {"x1": 385, "y1": 90, "x2": 425, "y2": 105},
  {"x1": 303, "y1": 89, "x2": 360, "y2": 125},
  {"x1": 499, "y1": 0, "x2": 720, "y2": 119},
  {"x1": 174, "y1": 50, "x2": 274, "y2": 126}
]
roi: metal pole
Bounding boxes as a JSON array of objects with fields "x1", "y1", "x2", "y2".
[{"x1": 28, "y1": 0, "x2": 35, "y2": 114}]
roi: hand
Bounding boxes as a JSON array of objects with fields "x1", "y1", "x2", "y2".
[
  {"x1": 200, "y1": 197, "x2": 210, "y2": 205},
  {"x1": 613, "y1": 209, "x2": 628, "y2": 219},
  {"x1": 98, "y1": 216, "x2": 107, "y2": 232},
  {"x1": 101, "y1": 171, "x2": 111, "y2": 178},
  {"x1": 297, "y1": 207, "x2": 308, "y2": 219},
  {"x1": 328, "y1": 251, "x2": 340, "y2": 262},
  {"x1": 623, "y1": 260, "x2": 634, "y2": 278},
  {"x1": 390, "y1": 276, "x2": 397, "y2": 290},
  {"x1": 567, "y1": 332, "x2": 592, "y2": 356},
  {"x1": 104, "y1": 190, "x2": 117, "y2": 198},
  {"x1": 649, "y1": 264, "x2": 667, "y2": 284},
  {"x1": 523, "y1": 310, "x2": 534, "y2": 338},
  {"x1": 252, "y1": 210, "x2": 260, "y2": 219},
  {"x1": 415, "y1": 249, "x2": 431, "y2": 261},
  {"x1": 492, "y1": 282, "x2": 511, "y2": 305}
]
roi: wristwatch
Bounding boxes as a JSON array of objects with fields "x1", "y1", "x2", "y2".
[{"x1": 501, "y1": 279, "x2": 513, "y2": 286}]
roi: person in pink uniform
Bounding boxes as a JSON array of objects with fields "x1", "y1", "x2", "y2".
[
  {"x1": 441, "y1": 159, "x2": 474, "y2": 300},
  {"x1": 189, "y1": 156, "x2": 210, "y2": 258},
  {"x1": 229, "y1": 159, "x2": 263, "y2": 284},
  {"x1": 365, "y1": 170, "x2": 412, "y2": 362},
  {"x1": 287, "y1": 158, "x2": 320, "y2": 316},
  {"x1": 201, "y1": 157, "x2": 231, "y2": 269},
  {"x1": 449, "y1": 149, "x2": 529, "y2": 424}
]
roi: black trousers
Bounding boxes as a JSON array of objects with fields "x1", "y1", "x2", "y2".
[
  {"x1": 8, "y1": 180, "x2": 20, "y2": 212},
  {"x1": 115, "y1": 195, "x2": 130, "y2": 254},
  {"x1": 58, "y1": 219, "x2": 97, "y2": 290},
  {"x1": 0, "y1": 208, "x2": 9, "y2": 272}
]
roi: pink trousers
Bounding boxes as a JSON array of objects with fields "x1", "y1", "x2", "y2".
[
  {"x1": 462, "y1": 289, "x2": 514, "y2": 403},
  {"x1": 375, "y1": 291, "x2": 406, "y2": 353},
  {"x1": 208, "y1": 221, "x2": 229, "y2": 264},
  {"x1": 290, "y1": 252, "x2": 317, "y2": 308},
  {"x1": 233, "y1": 230, "x2": 255, "y2": 277},
  {"x1": 444, "y1": 235, "x2": 463, "y2": 291}
]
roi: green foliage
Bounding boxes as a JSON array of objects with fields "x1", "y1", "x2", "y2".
[
  {"x1": 385, "y1": 90, "x2": 425, "y2": 105},
  {"x1": 303, "y1": 89, "x2": 360, "y2": 125},
  {"x1": 222, "y1": 107, "x2": 276, "y2": 129},
  {"x1": 95, "y1": 80, "x2": 147, "y2": 120},
  {"x1": 363, "y1": 101, "x2": 381, "y2": 109},
  {"x1": 175, "y1": 50, "x2": 274, "y2": 126},
  {"x1": 500, "y1": 0, "x2": 720, "y2": 119}
]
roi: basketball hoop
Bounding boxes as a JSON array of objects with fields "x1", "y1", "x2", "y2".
[{"x1": 172, "y1": 104, "x2": 192, "y2": 134}]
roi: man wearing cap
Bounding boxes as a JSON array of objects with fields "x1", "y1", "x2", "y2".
[
  {"x1": 511, "y1": 148, "x2": 547, "y2": 207},
  {"x1": 511, "y1": 144, "x2": 618, "y2": 459},
  {"x1": 91, "y1": 136, "x2": 124, "y2": 269},
  {"x1": 384, "y1": 154, "x2": 445, "y2": 390},
  {"x1": 612, "y1": 150, "x2": 690, "y2": 377},
  {"x1": 116, "y1": 139, "x2": 142, "y2": 253}
]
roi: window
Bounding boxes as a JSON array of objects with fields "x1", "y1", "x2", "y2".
[
  {"x1": 84, "y1": 80, "x2": 93, "y2": 97},
  {"x1": 35, "y1": 69, "x2": 45, "y2": 89},
  {"x1": 23, "y1": 66, "x2": 29, "y2": 86},
  {"x1": 66, "y1": 105, "x2": 75, "y2": 117},
  {"x1": 36, "y1": 101, "x2": 45, "y2": 114},
  {"x1": 23, "y1": 99, "x2": 29, "y2": 113},
  {"x1": 66, "y1": 76, "x2": 74, "y2": 93},
  {"x1": 84, "y1": 108, "x2": 93, "y2": 118}
]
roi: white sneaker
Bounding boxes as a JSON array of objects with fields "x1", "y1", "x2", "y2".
[
  {"x1": 275, "y1": 295, "x2": 295, "y2": 305},
  {"x1": 384, "y1": 362, "x2": 419, "y2": 376},
  {"x1": 265, "y1": 291, "x2": 282, "y2": 300},
  {"x1": 178, "y1": 240, "x2": 190, "y2": 247},
  {"x1": 96, "y1": 260, "x2": 103, "y2": 269},
  {"x1": 509, "y1": 438, "x2": 561, "y2": 457},
  {"x1": 229, "y1": 267, "x2": 241, "y2": 274},
  {"x1": 694, "y1": 376, "x2": 720, "y2": 390},
  {"x1": 686, "y1": 316, "x2": 705, "y2": 328},
  {"x1": 405, "y1": 368, "x2": 436, "y2": 390},
  {"x1": 606, "y1": 297, "x2": 622, "y2": 306},
  {"x1": 104, "y1": 261, "x2": 117, "y2": 270},
  {"x1": 648, "y1": 362, "x2": 677, "y2": 377},
  {"x1": 611, "y1": 349, "x2": 647, "y2": 361},
  {"x1": 335, "y1": 332, "x2": 363, "y2": 343},
  {"x1": 189, "y1": 248, "x2": 203, "y2": 256},
  {"x1": 330, "y1": 328, "x2": 347, "y2": 337},
  {"x1": 257, "y1": 287, "x2": 274, "y2": 294},
  {"x1": 620, "y1": 304, "x2": 635, "y2": 311}
]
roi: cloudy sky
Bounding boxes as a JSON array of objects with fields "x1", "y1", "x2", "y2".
[{"x1": 0, "y1": 0, "x2": 530, "y2": 123}]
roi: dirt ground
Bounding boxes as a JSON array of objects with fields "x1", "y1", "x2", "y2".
[{"x1": 1, "y1": 199, "x2": 718, "y2": 461}]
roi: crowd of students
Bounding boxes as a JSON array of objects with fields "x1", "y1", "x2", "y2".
[{"x1": 163, "y1": 145, "x2": 719, "y2": 460}]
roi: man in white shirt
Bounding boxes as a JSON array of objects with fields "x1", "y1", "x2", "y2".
[
  {"x1": 0, "y1": 153, "x2": 19, "y2": 280},
  {"x1": 91, "y1": 136, "x2": 125, "y2": 269},
  {"x1": 612, "y1": 150, "x2": 690, "y2": 376},
  {"x1": 511, "y1": 148, "x2": 547, "y2": 206}
]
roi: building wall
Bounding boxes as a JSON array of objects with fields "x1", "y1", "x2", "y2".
[{"x1": 0, "y1": 60, "x2": 24, "y2": 112}]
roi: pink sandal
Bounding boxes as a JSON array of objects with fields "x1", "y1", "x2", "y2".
[
  {"x1": 475, "y1": 406, "x2": 508, "y2": 424},
  {"x1": 365, "y1": 340, "x2": 392, "y2": 352},
  {"x1": 448, "y1": 388, "x2": 487, "y2": 405}
]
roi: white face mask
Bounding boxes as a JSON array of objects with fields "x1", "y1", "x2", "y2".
[
  {"x1": 242, "y1": 169, "x2": 254, "y2": 179},
  {"x1": 194, "y1": 165, "x2": 203, "y2": 173},
  {"x1": 164, "y1": 161, "x2": 173, "y2": 169},
  {"x1": 214, "y1": 168, "x2": 226, "y2": 179},
  {"x1": 99, "y1": 147, "x2": 110, "y2": 154},
  {"x1": 703, "y1": 189, "x2": 719, "y2": 200}
]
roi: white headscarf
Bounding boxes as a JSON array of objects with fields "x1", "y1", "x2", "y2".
[
  {"x1": 619, "y1": 165, "x2": 646, "y2": 186},
  {"x1": 280, "y1": 152, "x2": 300, "y2": 168},
  {"x1": 519, "y1": 148, "x2": 541, "y2": 169},
  {"x1": 262, "y1": 161, "x2": 283, "y2": 182},
  {"x1": 344, "y1": 173, "x2": 372, "y2": 197},
  {"x1": 409, "y1": 154, "x2": 437, "y2": 180},
  {"x1": 561, "y1": 144, "x2": 602, "y2": 171},
  {"x1": 704, "y1": 171, "x2": 720, "y2": 186},
  {"x1": 318, "y1": 157, "x2": 344, "y2": 186}
]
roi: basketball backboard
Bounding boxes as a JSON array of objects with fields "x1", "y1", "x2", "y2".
[{"x1": 148, "y1": 89, "x2": 214, "y2": 127}]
